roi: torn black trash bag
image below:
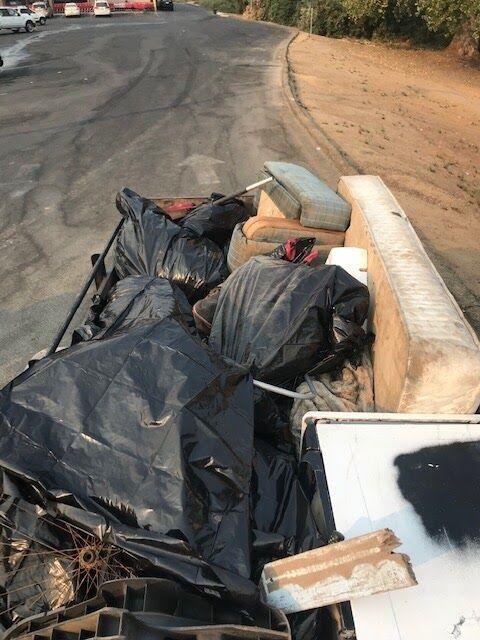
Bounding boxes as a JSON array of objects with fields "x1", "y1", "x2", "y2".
[
  {"x1": 0, "y1": 314, "x2": 255, "y2": 592},
  {"x1": 114, "y1": 188, "x2": 229, "y2": 302},
  {"x1": 192, "y1": 240, "x2": 318, "y2": 339},
  {"x1": 250, "y1": 439, "x2": 324, "y2": 582},
  {"x1": 250, "y1": 439, "x2": 327, "y2": 640},
  {"x1": 180, "y1": 194, "x2": 249, "y2": 247},
  {"x1": 209, "y1": 255, "x2": 370, "y2": 384},
  {"x1": 73, "y1": 276, "x2": 194, "y2": 342},
  {"x1": 267, "y1": 238, "x2": 317, "y2": 265}
]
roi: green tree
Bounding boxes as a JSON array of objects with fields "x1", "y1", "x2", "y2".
[
  {"x1": 296, "y1": 0, "x2": 350, "y2": 37},
  {"x1": 416, "y1": 0, "x2": 480, "y2": 57},
  {"x1": 341, "y1": 0, "x2": 389, "y2": 36},
  {"x1": 262, "y1": 0, "x2": 300, "y2": 25},
  {"x1": 341, "y1": 0, "x2": 424, "y2": 38}
]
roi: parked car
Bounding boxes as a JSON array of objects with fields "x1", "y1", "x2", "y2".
[
  {"x1": 93, "y1": 0, "x2": 111, "y2": 17},
  {"x1": 31, "y1": 1, "x2": 52, "y2": 19},
  {"x1": 17, "y1": 5, "x2": 46, "y2": 25},
  {"x1": 64, "y1": 2, "x2": 80, "y2": 16},
  {"x1": 0, "y1": 6, "x2": 36, "y2": 31},
  {"x1": 158, "y1": 0, "x2": 173, "y2": 10}
]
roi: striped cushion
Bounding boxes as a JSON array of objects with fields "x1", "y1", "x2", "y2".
[{"x1": 264, "y1": 162, "x2": 351, "y2": 231}]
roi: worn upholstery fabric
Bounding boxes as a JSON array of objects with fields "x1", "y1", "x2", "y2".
[
  {"x1": 290, "y1": 351, "x2": 374, "y2": 455},
  {"x1": 264, "y1": 161, "x2": 351, "y2": 231}
]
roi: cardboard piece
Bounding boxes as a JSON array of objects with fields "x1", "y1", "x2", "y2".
[{"x1": 260, "y1": 529, "x2": 417, "y2": 614}]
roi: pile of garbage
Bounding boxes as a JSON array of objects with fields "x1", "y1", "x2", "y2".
[{"x1": 0, "y1": 187, "x2": 371, "y2": 639}]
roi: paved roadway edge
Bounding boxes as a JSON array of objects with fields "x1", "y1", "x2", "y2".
[
  {"x1": 207, "y1": 6, "x2": 360, "y2": 175},
  {"x1": 281, "y1": 30, "x2": 362, "y2": 175}
]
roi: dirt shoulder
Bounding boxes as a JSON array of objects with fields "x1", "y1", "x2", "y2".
[{"x1": 288, "y1": 31, "x2": 480, "y2": 335}]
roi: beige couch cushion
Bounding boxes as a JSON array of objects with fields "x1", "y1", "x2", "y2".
[
  {"x1": 243, "y1": 216, "x2": 345, "y2": 246},
  {"x1": 339, "y1": 174, "x2": 480, "y2": 414},
  {"x1": 227, "y1": 224, "x2": 339, "y2": 273}
]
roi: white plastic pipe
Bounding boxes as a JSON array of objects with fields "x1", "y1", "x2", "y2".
[
  {"x1": 253, "y1": 379, "x2": 315, "y2": 400},
  {"x1": 245, "y1": 176, "x2": 274, "y2": 192}
]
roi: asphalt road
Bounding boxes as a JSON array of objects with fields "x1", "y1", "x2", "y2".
[{"x1": 0, "y1": 5, "x2": 337, "y2": 385}]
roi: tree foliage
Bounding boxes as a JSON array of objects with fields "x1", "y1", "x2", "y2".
[
  {"x1": 296, "y1": 0, "x2": 350, "y2": 37},
  {"x1": 202, "y1": 0, "x2": 480, "y2": 56},
  {"x1": 416, "y1": 0, "x2": 480, "y2": 38},
  {"x1": 271, "y1": 0, "x2": 300, "y2": 23},
  {"x1": 342, "y1": 0, "x2": 388, "y2": 26}
]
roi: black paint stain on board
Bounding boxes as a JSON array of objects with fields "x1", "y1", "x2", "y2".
[{"x1": 394, "y1": 441, "x2": 480, "y2": 548}]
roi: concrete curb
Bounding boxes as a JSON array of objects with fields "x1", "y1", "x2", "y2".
[{"x1": 281, "y1": 31, "x2": 362, "y2": 175}]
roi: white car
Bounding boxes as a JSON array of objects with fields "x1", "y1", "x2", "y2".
[
  {"x1": 93, "y1": 1, "x2": 111, "y2": 16},
  {"x1": 17, "y1": 5, "x2": 46, "y2": 25},
  {"x1": 0, "y1": 6, "x2": 36, "y2": 32},
  {"x1": 31, "y1": 1, "x2": 52, "y2": 18},
  {"x1": 64, "y1": 2, "x2": 80, "y2": 17}
]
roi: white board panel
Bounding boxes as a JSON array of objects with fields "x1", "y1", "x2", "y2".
[{"x1": 315, "y1": 420, "x2": 480, "y2": 640}]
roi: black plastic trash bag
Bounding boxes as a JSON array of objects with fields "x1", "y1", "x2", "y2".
[
  {"x1": 253, "y1": 386, "x2": 293, "y2": 447},
  {"x1": 0, "y1": 314, "x2": 255, "y2": 602},
  {"x1": 250, "y1": 438, "x2": 327, "y2": 640},
  {"x1": 192, "y1": 239, "x2": 320, "y2": 339},
  {"x1": 180, "y1": 194, "x2": 249, "y2": 246},
  {"x1": 250, "y1": 438, "x2": 324, "y2": 582},
  {"x1": 114, "y1": 188, "x2": 176, "y2": 277},
  {"x1": 209, "y1": 255, "x2": 370, "y2": 384},
  {"x1": 114, "y1": 188, "x2": 228, "y2": 302},
  {"x1": 73, "y1": 276, "x2": 194, "y2": 342}
]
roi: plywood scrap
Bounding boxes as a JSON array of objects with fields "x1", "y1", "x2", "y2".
[{"x1": 260, "y1": 528, "x2": 417, "y2": 614}]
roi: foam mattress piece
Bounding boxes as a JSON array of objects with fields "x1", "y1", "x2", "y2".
[
  {"x1": 264, "y1": 161, "x2": 351, "y2": 231},
  {"x1": 339, "y1": 174, "x2": 480, "y2": 414},
  {"x1": 257, "y1": 190, "x2": 294, "y2": 219},
  {"x1": 261, "y1": 177, "x2": 301, "y2": 219},
  {"x1": 254, "y1": 171, "x2": 301, "y2": 220}
]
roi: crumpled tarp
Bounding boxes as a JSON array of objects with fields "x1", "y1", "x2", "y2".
[
  {"x1": 180, "y1": 194, "x2": 249, "y2": 247},
  {"x1": 0, "y1": 279, "x2": 256, "y2": 624},
  {"x1": 209, "y1": 255, "x2": 370, "y2": 384},
  {"x1": 114, "y1": 188, "x2": 228, "y2": 302}
]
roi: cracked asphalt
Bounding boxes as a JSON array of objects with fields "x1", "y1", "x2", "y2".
[{"x1": 0, "y1": 4, "x2": 337, "y2": 385}]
